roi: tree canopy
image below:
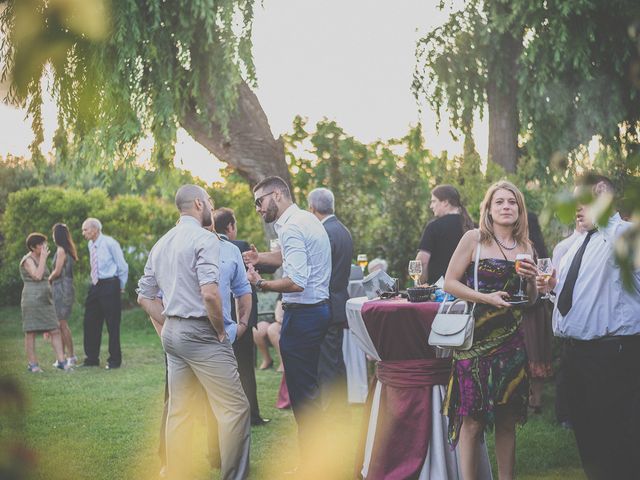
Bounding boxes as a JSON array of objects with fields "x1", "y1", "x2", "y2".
[
  {"x1": 1, "y1": 0, "x2": 288, "y2": 186},
  {"x1": 414, "y1": 0, "x2": 640, "y2": 174}
]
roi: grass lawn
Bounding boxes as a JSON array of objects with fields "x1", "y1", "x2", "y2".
[{"x1": 0, "y1": 305, "x2": 585, "y2": 479}]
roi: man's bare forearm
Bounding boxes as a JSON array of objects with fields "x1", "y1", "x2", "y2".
[
  {"x1": 236, "y1": 294, "x2": 252, "y2": 325},
  {"x1": 201, "y1": 283, "x2": 225, "y2": 336},
  {"x1": 137, "y1": 296, "x2": 166, "y2": 336},
  {"x1": 235, "y1": 293, "x2": 252, "y2": 338},
  {"x1": 257, "y1": 250, "x2": 283, "y2": 268},
  {"x1": 258, "y1": 276, "x2": 304, "y2": 293}
]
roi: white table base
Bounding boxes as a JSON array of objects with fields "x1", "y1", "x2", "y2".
[{"x1": 342, "y1": 328, "x2": 369, "y2": 404}]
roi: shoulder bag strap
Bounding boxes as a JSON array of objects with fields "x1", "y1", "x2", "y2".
[
  {"x1": 437, "y1": 236, "x2": 482, "y2": 315},
  {"x1": 469, "y1": 237, "x2": 481, "y2": 316}
]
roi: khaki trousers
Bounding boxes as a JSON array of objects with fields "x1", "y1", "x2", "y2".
[{"x1": 161, "y1": 318, "x2": 250, "y2": 480}]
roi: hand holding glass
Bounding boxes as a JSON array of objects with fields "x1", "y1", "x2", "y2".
[
  {"x1": 408, "y1": 260, "x2": 422, "y2": 287},
  {"x1": 514, "y1": 253, "x2": 532, "y2": 299},
  {"x1": 357, "y1": 254, "x2": 368, "y2": 271},
  {"x1": 536, "y1": 258, "x2": 553, "y2": 299}
]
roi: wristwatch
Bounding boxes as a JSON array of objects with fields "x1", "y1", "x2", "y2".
[{"x1": 256, "y1": 279, "x2": 266, "y2": 292}]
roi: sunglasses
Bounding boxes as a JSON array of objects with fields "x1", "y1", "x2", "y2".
[{"x1": 254, "y1": 191, "x2": 276, "y2": 208}]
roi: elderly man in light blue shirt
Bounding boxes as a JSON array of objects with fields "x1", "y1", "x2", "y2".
[
  {"x1": 137, "y1": 184, "x2": 250, "y2": 480},
  {"x1": 243, "y1": 176, "x2": 331, "y2": 475},
  {"x1": 81, "y1": 217, "x2": 128, "y2": 369},
  {"x1": 542, "y1": 174, "x2": 640, "y2": 480}
]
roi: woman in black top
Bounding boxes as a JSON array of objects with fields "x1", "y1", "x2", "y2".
[{"x1": 416, "y1": 185, "x2": 475, "y2": 284}]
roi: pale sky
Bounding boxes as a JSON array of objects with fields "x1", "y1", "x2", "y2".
[{"x1": 0, "y1": 0, "x2": 486, "y2": 183}]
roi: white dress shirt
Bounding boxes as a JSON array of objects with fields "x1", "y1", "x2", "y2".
[
  {"x1": 89, "y1": 233, "x2": 129, "y2": 289},
  {"x1": 552, "y1": 213, "x2": 640, "y2": 340},
  {"x1": 551, "y1": 229, "x2": 582, "y2": 270},
  {"x1": 274, "y1": 204, "x2": 331, "y2": 304}
]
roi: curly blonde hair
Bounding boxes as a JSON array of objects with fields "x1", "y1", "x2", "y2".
[{"x1": 479, "y1": 180, "x2": 530, "y2": 247}]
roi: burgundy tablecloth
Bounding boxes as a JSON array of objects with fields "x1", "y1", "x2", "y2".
[
  {"x1": 359, "y1": 299, "x2": 452, "y2": 480},
  {"x1": 361, "y1": 299, "x2": 441, "y2": 360}
]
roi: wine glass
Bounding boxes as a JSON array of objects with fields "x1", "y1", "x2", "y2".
[
  {"x1": 408, "y1": 260, "x2": 422, "y2": 287},
  {"x1": 536, "y1": 258, "x2": 553, "y2": 299},
  {"x1": 514, "y1": 253, "x2": 532, "y2": 299},
  {"x1": 357, "y1": 254, "x2": 368, "y2": 272}
]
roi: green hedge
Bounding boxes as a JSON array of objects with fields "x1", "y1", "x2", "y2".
[{"x1": 0, "y1": 187, "x2": 176, "y2": 306}]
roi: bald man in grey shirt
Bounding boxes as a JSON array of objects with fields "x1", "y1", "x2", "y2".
[{"x1": 137, "y1": 184, "x2": 250, "y2": 480}]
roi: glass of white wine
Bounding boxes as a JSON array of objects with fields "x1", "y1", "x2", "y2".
[
  {"x1": 357, "y1": 254, "x2": 368, "y2": 272},
  {"x1": 408, "y1": 260, "x2": 422, "y2": 287},
  {"x1": 514, "y1": 253, "x2": 532, "y2": 299},
  {"x1": 537, "y1": 258, "x2": 553, "y2": 299}
]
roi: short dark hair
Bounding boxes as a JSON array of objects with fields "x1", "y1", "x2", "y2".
[
  {"x1": 213, "y1": 208, "x2": 235, "y2": 234},
  {"x1": 576, "y1": 173, "x2": 616, "y2": 197},
  {"x1": 26, "y1": 233, "x2": 47, "y2": 251},
  {"x1": 253, "y1": 176, "x2": 291, "y2": 199}
]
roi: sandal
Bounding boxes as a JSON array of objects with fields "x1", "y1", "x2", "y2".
[
  {"x1": 27, "y1": 363, "x2": 43, "y2": 373},
  {"x1": 259, "y1": 360, "x2": 274, "y2": 370}
]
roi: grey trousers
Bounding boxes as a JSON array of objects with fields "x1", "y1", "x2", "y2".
[{"x1": 161, "y1": 318, "x2": 250, "y2": 480}]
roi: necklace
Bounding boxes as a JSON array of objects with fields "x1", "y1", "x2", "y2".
[{"x1": 493, "y1": 234, "x2": 517, "y2": 251}]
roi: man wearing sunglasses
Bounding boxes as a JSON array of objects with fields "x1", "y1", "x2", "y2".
[{"x1": 243, "y1": 176, "x2": 331, "y2": 475}]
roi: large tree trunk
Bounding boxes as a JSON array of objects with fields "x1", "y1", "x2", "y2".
[
  {"x1": 181, "y1": 81, "x2": 291, "y2": 191},
  {"x1": 487, "y1": 32, "x2": 521, "y2": 174}
]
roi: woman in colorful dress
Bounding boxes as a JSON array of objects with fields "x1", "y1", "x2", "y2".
[
  {"x1": 48, "y1": 223, "x2": 78, "y2": 366},
  {"x1": 444, "y1": 181, "x2": 538, "y2": 480},
  {"x1": 20, "y1": 232, "x2": 67, "y2": 372}
]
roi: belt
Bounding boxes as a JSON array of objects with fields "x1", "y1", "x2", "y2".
[
  {"x1": 94, "y1": 277, "x2": 119, "y2": 285},
  {"x1": 282, "y1": 300, "x2": 328, "y2": 311},
  {"x1": 565, "y1": 335, "x2": 640, "y2": 348},
  {"x1": 166, "y1": 315, "x2": 209, "y2": 321}
]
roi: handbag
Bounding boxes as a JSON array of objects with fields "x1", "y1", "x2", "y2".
[{"x1": 428, "y1": 240, "x2": 481, "y2": 351}]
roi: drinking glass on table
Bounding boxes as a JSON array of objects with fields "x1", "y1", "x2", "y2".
[
  {"x1": 357, "y1": 254, "x2": 368, "y2": 272},
  {"x1": 536, "y1": 258, "x2": 553, "y2": 299},
  {"x1": 514, "y1": 253, "x2": 532, "y2": 299},
  {"x1": 408, "y1": 260, "x2": 422, "y2": 287}
]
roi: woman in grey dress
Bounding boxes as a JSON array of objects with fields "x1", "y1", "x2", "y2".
[
  {"x1": 20, "y1": 233, "x2": 67, "y2": 372},
  {"x1": 48, "y1": 223, "x2": 78, "y2": 366}
]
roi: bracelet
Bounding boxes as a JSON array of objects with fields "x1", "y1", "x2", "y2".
[{"x1": 256, "y1": 279, "x2": 265, "y2": 291}]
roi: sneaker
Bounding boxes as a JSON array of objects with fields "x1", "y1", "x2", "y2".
[
  {"x1": 66, "y1": 356, "x2": 78, "y2": 367},
  {"x1": 53, "y1": 360, "x2": 72, "y2": 371},
  {"x1": 27, "y1": 363, "x2": 43, "y2": 373}
]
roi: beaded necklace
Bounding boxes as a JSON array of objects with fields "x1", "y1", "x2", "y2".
[{"x1": 492, "y1": 233, "x2": 517, "y2": 251}]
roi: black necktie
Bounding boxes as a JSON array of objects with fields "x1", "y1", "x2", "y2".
[{"x1": 557, "y1": 229, "x2": 597, "y2": 316}]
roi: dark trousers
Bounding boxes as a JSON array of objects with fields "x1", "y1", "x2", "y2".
[
  {"x1": 317, "y1": 322, "x2": 348, "y2": 415},
  {"x1": 233, "y1": 328, "x2": 262, "y2": 423},
  {"x1": 554, "y1": 339, "x2": 571, "y2": 424},
  {"x1": 280, "y1": 303, "x2": 330, "y2": 460},
  {"x1": 83, "y1": 277, "x2": 121, "y2": 366},
  {"x1": 564, "y1": 336, "x2": 640, "y2": 480}
]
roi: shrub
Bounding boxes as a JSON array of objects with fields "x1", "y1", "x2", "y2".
[{"x1": 0, "y1": 187, "x2": 175, "y2": 306}]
